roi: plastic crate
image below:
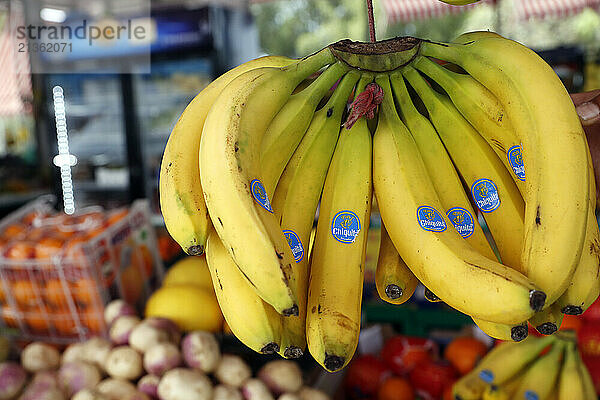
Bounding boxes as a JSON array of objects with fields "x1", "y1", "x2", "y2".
[{"x1": 0, "y1": 196, "x2": 164, "y2": 344}]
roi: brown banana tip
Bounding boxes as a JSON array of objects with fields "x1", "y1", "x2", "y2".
[
  {"x1": 424, "y1": 288, "x2": 440, "y2": 302},
  {"x1": 536, "y1": 322, "x2": 558, "y2": 336},
  {"x1": 385, "y1": 284, "x2": 403, "y2": 300},
  {"x1": 529, "y1": 290, "x2": 546, "y2": 312},
  {"x1": 283, "y1": 305, "x2": 299, "y2": 317},
  {"x1": 187, "y1": 245, "x2": 205, "y2": 256},
  {"x1": 283, "y1": 346, "x2": 303, "y2": 359},
  {"x1": 561, "y1": 305, "x2": 583, "y2": 315},
  {"x1": 260, "y1": 342, "x2": 280, "y2": 354},
  {"x1": 511, "y1": 325, "x2": 528, "y2": 342},
  {"x1": 454, "y1": 395, "x2": 462, "y2": 400},
  {"x1": 324, "y1": 354, "x2": 345, "y2": 372}
]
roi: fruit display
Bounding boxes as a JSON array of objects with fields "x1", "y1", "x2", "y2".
[
  {"x1": 160, "y1": 30, "x2": 598, "y2": 372},
  {"x1": 452, "y1": 332, "x2": 596, "y2": 400},
  {"x1": 0, "y1": 299, "x2": 330, "y2": 400},
  {"x1": 0, "y1": 197, "x2": 163, "y2": 342}
]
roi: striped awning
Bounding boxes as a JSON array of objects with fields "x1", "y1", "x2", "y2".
[
  {"x1": 382, "y1": 0, "x2": 495, "y2": 24},
  {"x1": 517, "y1": 0, "x2": 600, "y2": 20}
]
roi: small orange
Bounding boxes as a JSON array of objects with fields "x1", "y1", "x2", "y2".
[
  {"x1": 52, "y1": 311, "x2": 78, "y2": 336},
  {"x1": 377, "y1": 377, "x2": 414, "y2": 400},
  {"x1": 24, "y1": 306, "x2": 51, "y2": 333},
  {"x1": 44, "y1": 279, "x2": 70, "y2": 310},
  {"x1": 72, "y1": 278, "x2": 101, "y2": 309},
  {"x1": 444, "y1": 337, "x2": 488, "y2": 375},
  {"x1": 35, "y1": 236, "x2": 65, "y2": 259},
  {"x1": 2, "y1": 307, "x2": 19, "y2": 328},
  {"x1": 11, "y1": 280, "x2": 39, "y2": 309},
  {"x1": 22, "y1": 211, "x2": 41, "y2": 226},
  {"x1": 81, "y1": 309, "x2": 104, "y2": 334},
  {"x1": 2, "y1": 223, "x2": 27, "y2": 240},
  {"x1": 5, "y1": 242, "x2": 35, "y2": 260}
]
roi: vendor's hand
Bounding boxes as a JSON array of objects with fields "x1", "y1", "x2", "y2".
[{"x1": 571, "y1": 89, "x2": 600, "y2": 204}]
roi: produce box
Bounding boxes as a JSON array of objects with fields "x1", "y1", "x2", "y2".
[{"x1": 0, "y1": 196, "x2": 164, "y2": 344}]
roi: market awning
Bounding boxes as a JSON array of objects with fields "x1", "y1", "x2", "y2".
[
  {"x1": 517, "y1": 0, "x2": 600, "y2": 20},
  {"x1": 382, "y1": 0, "x2": 495, "y2": 24}
]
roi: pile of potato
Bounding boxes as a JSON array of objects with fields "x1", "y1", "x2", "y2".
[{"x1": 0, "y1": 300, "x2": 331, "y2": 400}]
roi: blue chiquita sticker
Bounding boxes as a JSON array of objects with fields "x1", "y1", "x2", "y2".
[
  {"x1": 471, "y1": 178, "x2": 500, "y2": 213},
  {"x1": 479, "y1": 369, "x2": 494, "y2": 384},
  {"x1": 446, "y1": 207, "x2": 475, "y2": 238},
  {"x1": 524, "y1": 391, "x2": 539, "y2": 400},
  {"x1": 507, "y1": 145, "x2": 525, "y2": 181},
  {"x1": 283, "y1": 230, "x2": 304, "y2": 263},
  {"x1": 250, "y1": 179, "x2": 273, "y2": 213},
  {"x1": 331, "y1": 210, "x2": 361, "y2": 244},
  {"x1": 416, "y1": 206, "x2": 447, "y2": 232}
]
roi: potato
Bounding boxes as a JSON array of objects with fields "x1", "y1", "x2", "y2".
[
  {"x1": 82, "y1": 338, "x2": 113, "y2": 371},
  {"x1": 30, "y1": 371, "x2": 59, "y2": 389},
  {"x1": 104, "y1": 346, "x2": 143, "y2": 381},
  {"x1": 0, "y1": 362, "x2": 27, "y2": 400},
  {"x1": 157, "y1": 368, "x2": 212, "y2": 400},
  {"x1": 104, "y1": 300, "x2": 137, "y2": 326},
  {"x1": 123, "y1": 391, "x2": 150, "y2": 400},
  {"x1": 298, "y1": 387, "x2": 330, "y2": 400},
  {"x1": 71, "y1": 389, "x2": 110, "y2": 400},
  {"x1": 214, "y1": 385, "x2": 243, "y2": 400},
  {"x1": 61, "y1": 343, "x2": 85, "y2": 364},
  {"x1": 257, "y1": 361, "x2": 303, "y2": 395},
  {"x1": 214, "y1": 355, "x2": 251, "y2": 388},
  {"x1": 18, "y1": 378, "x2": 65, "y2": 400},
  {"x1": 278, "y1": 395, "x2": 301, "y2": 400},
  {"x1": 129, "y1": 321, "x2": 173, "y2": 354},
  {"x1": 241, "y1": 379, "x2": 274, "y2": 400},
  {"x1": 109, "y1": 316, "x2": 141, "y2": 345},
  {"x1": 95, "y1": 378, "x2": 137, "y2": 400},
  {"x1": 21, "y1": 342, "x2": 60, "y2": 373},
  {"x1": 181, "y1": 331, "x2": 221, "y2": 373},
  {"x1": 143, "y1": 343, "x2": 181, "y2": 376},
  {"x1": 137, "y1": 375, "x2": 159, "y2": 399},
  {"x1": 58, "y1": 361, "x2": 101, "y2": 397}
]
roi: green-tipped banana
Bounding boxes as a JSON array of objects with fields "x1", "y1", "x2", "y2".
[
  {"x1": 273, "y1": 70, "x2": 361, "y2": 359},
  {"x1": 514, "y1": 341, "x2": 565, "y2": 400},
  {"x1": 306, "y1": 75, "x2": 373, "y2": 372}
]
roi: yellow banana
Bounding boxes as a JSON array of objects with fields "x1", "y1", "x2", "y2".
[
  {"x1": 482, "y1": 385, "x2": 509, "y2": 400},
  {"x1": 160, "y1": 55, "x2": 293, "y2": 255},
  {"x1": 558, "y1": 342, "x2": 586, "y2": 400},
  {"x1": 200, "y1": 49, "x2": 334, "y2": 314},
  {"x1": 306, "y1": 75, "x2": 373, "y2": 372},
  {"x1": 205, "y1": 230, "x2": 281, "y2": 354},
  {"x1": 375, "y1": 222, "x2": 418, "y2": 305},
  {"x1": 577, "y1": 349, "x2": 598, "y2": 400},
  {"x1": 372, "y1": 74, "x2": 543, "y2": 324},
  {"x1": 273, "y1": 71, "x2": 361, "y2": 358},
  {"x1": 472, "y1": 318, "x2": 528, "y2": 342},
  {"x1": 453, "y1": 30, "x2": 503, "y2": 44},
  {"x1": 513, "y1": 341, "x2": 564, "y2": 400},
  {"x1": 390, "y1": 71, "x2": 496, "y2": 261},
  {"x1": 421, "y1": 35, "x2": 589, "y2": 306},
  {"x1": 529, "y1": 302, "x2": 564, "y2": 336},
  {"x1": 402, "y1": 65, "x2": 525, "y2": 274}
]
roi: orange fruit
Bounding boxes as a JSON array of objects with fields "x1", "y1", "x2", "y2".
[
  {"x1": 63, "y1": 236, "x2": 89, "y2": 264},
  {"x1": 134, "y1": 245, "x2": 154, "y2": 278},
  {"x1": 5, "y1": 242, "x2": 35, "y2": 260},
  {"x1": 35, "y1": 236, "x2": 65, "y2": 259},
  {"x1": 53, "y1": 312, "x2": 78, "y2": 336},
  {"x1": 120, "y1": 264, "x2": 143, "y2": 305},
  {"x1": 81, "y1": 309, "x2": 104, "y2": 334},
  {"x1": 377, "y1": 377, "x2": 414, "y2": 400},
  {"x1": 11, "y1": 280, "x2": 39, "y2": 309},
  {"x1": 72, "y1": 278, "x2": 101, "y2": 309},
  {"x1": 22, "y1": 211, "x2": 41, "y2": 226},
  {"x1": 2, "y1": 307, "x2": 19, "y2": 328},
  {"x1": 2, "y1": 223, "x2": 27, "y2": 240},
  {"x1": 443, "y1": 337, "x2": 488, "y2": 375},
  {"x1": 44, "y1": 279, "x2": 69, "y2": 310},
  {"x1": 24, "y1": 306, "x2": 51, "y2": 333},
  {"x1": 106, "y1": 209, "x2": 128, "y2": 226}
]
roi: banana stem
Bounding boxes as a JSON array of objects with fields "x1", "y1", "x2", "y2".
[{"x1": 366, "y1": 0, "x2": 376, "y2": 43}]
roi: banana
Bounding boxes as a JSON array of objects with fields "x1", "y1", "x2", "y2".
[
  {"x1": 482, "y1": 385, "x2": 509, "y2": 400},
  {"x1": 389, "y1": 72, "x2": 497, "y2": 261},
  {"x1": 373, "y1": 74, "x2": 543, "y2": 324},
  {"x1": 375, "y1": 222, "x2": 418, "y2": 305},
  {"x1": 452, "y1": 30, "x2": 503, "y2": 44},
  {"x1": 402, "y1": 65, "x2": 525, "y2": 273},
  {"x1": 529, "y1": 302, "x2": 564, "y2": 336},
  {"x1": 200, "y1": 49, "x2": 334, "y2": 314},
  {"x1": 421, "y1": 36, "x2": 589, "y2": 306},
  {"x1": 160, "y1": 55, "x2": 293, "y2": 255},
  {"x1": 513, "y1": 341, "x2": 564, "y2": 400},
  {"x1": 205, "y1": 230, "x2": 281, "y2": 354},
  {"x1": 577, "y1": 349, "x2": 598, "y2": 400},
  {"x1": 558, "y1": 342, "x2": 586, "y2": 400},
  {"x1": 273, "y1": 70, "x2": 361, "y2": 358},
  {"x1": 411, "y1": 56, "x2": 525, "y2": 196},
  {"x1": 306, "y1": 75, "x2": 373, "y2": 372},
  {"x1": 260, "y1": 61, "x2": 348, "y2": 194},
  {"x1": 472, "y1": 317, "x2": 528, "y2": 342},
  {"x1": 423, "y1": 288, "x2": 442, "y2": 303}
]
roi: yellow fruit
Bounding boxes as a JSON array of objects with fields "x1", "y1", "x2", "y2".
[
  {"x1": 145, "y1": 285, "x2": 223, "y2": 332},
  {"x1": 163, "y1": 256, "x2": 213, "y2": 290}
]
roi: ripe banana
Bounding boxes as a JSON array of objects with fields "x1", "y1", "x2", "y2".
[
  {"x1": 160, "y1": 55, "x2": 293, "y2": 255},
  {"x1": 513, "y1": 341, "x2": 564, "y2": 400},
  {"x1": 205, "y1": 230, "x2": 281, "y2": 354},
  {"x1": 421, "y1": 36, "x2": 589, "y2": 306},
  {"x1": 558, "y1": 342, "x2": 586, "y2": 400},
  {"x1": 402, "y1": 65, "x2": 525, "y2": 273},
  {"x1": 577, "y1": 348, "x2": 598, "y2": 399},
  {"x1": 375, "y1": 222, "x2": 418, "y2": 305},
  {"x1": 452, "y1": 30, "x2": 503, "y2": 44},
  {"x1": 482, "y1": 385, "x2": 509, "y2": 400},
  {"x1": 306, "y1": 75, "x2": 373, "y2": 372},
  {"x1": 200, "y1": 49, "x2": 334, "y2": 314},
  {"x1": 472, "y1": 317, "x2": 528, "y2": 342},
  {"x1": 372, "y1": 74, "x2": 543, "y2": 324},
  {"x1": 273, "y1": 70, "x2": 361, "y2": 358},
  {"x1": 529, "y1": 302, "x2": 564, "y2": 336},
  {"x1": 261, "y1": 61, "x2": 348, "y2": 194},
  {"x1": 389, "y1": 71, "x2": 496, "y2": 261},
  {"x1": 411, "y1": 56, "x2": 525, "y2": 196}
]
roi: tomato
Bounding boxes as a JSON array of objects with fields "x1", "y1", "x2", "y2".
[
  {"x1": 584, "y1": 297, "x2": 600, "y2": 322},
  {"x1": 578, "y1": 321, "x2": 600, "y2": 358},
  {"x1": 409, "y1": 360, "x2": 457, "y2": 399},
  {"x1": 345, "y1": 355, "x2": 390, "y2": 399},
  {"x1": 381, "y1": 335, "x2": 437, "y2": 375}
]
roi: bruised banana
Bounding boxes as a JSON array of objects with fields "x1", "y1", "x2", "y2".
[{"x1": 160, "y1": 55, "x2": 292, "y2": 255}]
